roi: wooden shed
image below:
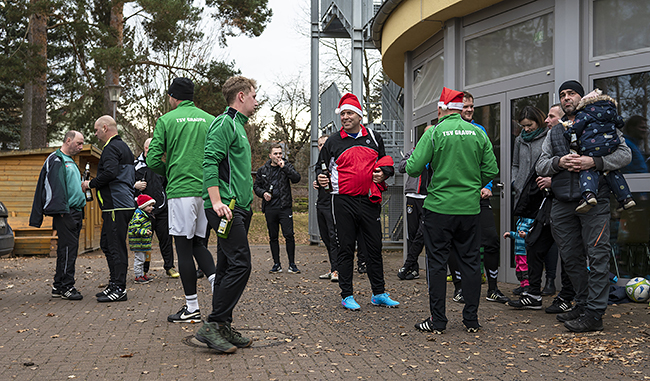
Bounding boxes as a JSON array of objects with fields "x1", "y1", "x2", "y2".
[{"x1": 0, "y1": 144, "x2": 103, "y2": 256}]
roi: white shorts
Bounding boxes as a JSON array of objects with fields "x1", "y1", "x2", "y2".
[{"x1": 168, "y1": 197, "x2": 208, "y2": 239}]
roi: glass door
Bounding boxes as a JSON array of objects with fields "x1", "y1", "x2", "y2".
[
  {"x1": 473, "y1": 93, "x2": 510, "y2": 282},
  {"x1": 502, "y1": 84, "x2": 553, "y2": 284},
  {"x1": 474, "y1": 83, "x2": 554, "y2": 284}
]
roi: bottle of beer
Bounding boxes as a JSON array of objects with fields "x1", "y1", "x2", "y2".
[
  {"x1": 84, "y1": 163, "x2": 93, "y2": 202},
  {"x1": 320, "y1": 161, "x2": 332, "y2": 192},
  {"x1": 216, "y1": 199, "x2": 236, "y2": 239}
]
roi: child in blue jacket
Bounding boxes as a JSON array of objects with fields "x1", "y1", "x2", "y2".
[{"x1": 503, "y1": 217, "x2": 534, "y2": 294}]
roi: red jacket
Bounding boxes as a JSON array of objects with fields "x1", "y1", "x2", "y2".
[
  {"x1": 368, "y1": 155, "x2": 394, "y2": 203},
  {"x1": 317, "y1": 125, "x2": 394, "y2": 201}
]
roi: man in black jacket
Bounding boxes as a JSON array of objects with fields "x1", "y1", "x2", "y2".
[
  {"x1": 134, "y1": 137, "x2": 179, "y2": 278},
  {"x1": 254, "y1": 144, "x2": 301, "y2": 274},
  {"x1": 82, "y1": 115, "x2": 135, "y2": 302},
  {"x1": 30, "y1": 131, "x2": 86, "y2": 301}
]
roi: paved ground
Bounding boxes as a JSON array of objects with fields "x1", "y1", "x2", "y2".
[{"x1": 1, "y1": 244, "x2": 649, "y2": 380}]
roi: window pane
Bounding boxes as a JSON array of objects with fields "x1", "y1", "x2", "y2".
[
  {"x1": 593, "y1": 0, "x2": 650, "y2": 57},
  {"x1": 413, "y1": 55, "x2": 444, "y2": 110},
  {"x1": 594, "y1": 71, "x2": 650, "y2": 173},
  {"x1": 465, "y1": 13, "x2": 553, "y2": 85}
]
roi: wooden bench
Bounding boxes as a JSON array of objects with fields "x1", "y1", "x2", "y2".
[{"x1": 9, "y1": 215, "x2": 57, "y2": 257}]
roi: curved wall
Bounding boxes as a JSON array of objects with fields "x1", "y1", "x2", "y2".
[{"x1": 379, "y1": 0, "x2": 501, "y2": 86}]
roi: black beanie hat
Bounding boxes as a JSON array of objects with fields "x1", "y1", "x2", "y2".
[
  {"x1": 558, "y1": 80, "x2": 585, "y2": 98},
  {"x1": 168, "y1": 77, "x2": 194, "y2": 101}
]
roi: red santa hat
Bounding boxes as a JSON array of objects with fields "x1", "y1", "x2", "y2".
[
  {"x1": 136, "y1": 194, "x2": 155, "y2": 209},
  {"x1": 437, "y1": 87, "x2": 464, "y2": 111},
  {"x1": 335, "y1": 93, "x2": 363, "y2": 117}
]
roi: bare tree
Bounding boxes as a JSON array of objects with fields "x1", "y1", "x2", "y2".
[
  {"x1": 267, "y1": 75, "x2": 311, "y2": 176},
  {"x1": 320, "y1": 38, "x2": 383, "y2": 122}
]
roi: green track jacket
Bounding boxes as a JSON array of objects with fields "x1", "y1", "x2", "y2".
[
  {"x1": 203, "y1": 107, "x2": 253, "y2": 211},
  {"x1": 147, "y1": 101, "x2": 215, "y2": 199},
  {"x1": 406, "y1": 113, "x2": 498, "y2": 215}
]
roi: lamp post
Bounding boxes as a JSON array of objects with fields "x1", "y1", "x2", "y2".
[{"x1": 107, "y1": 84, "x2": 123, "y2": 120}]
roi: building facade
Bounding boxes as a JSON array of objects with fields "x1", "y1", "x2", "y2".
[{"x1": 373, "y1": 0, "x2": 650, "y2": 282}]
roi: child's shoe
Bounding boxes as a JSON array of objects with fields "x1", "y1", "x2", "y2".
[
  {"x1": 616, "y1": 197, "x2": 636, "y2": 212},
  {"x1": 135, "y1": 276, "x2": 150, "y2": 284},
  {"x1": 576, "y1": 192, "x2": 597, "y2": 213}
]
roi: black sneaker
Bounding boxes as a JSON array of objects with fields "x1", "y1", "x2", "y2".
[
  {"x1": 52, "y1": 287, "x2": 62, "y2": 298},
  {"x1": 95, "y1": 283, "x2": 114, "y2": 298},
  {"x1": 545, "y1": 297, "x2": 572, "y2": 314},
  {"x1": 541, "y1": 278, "x2": 556, "y2": 296},
  {"x1": 269, "y1": 263, "x2": 282, "y2": 273},
  {"x1": 357, "y1": 262, "x2": 367, "y2": 274},
  {"x1": 507, "y1": 293, "x2": 542, "y2": 309},
  {"x1": 288, "y1": 263, "x2": 300, "y2": 274},
  {"x1": 557, "y1": 304, "x2": 584, "y2": 322},
  {"x1": 452, "y1": 288, "x2": 465, "y2": 304},
  {"x1": 397, "y1": 267, "x2": 408, "y2": 280},
  {"x1": 167, "y1": 305, "x2": 201, "y2": 323},
  {"x1": 97, "y1": 286, "x2": 127, "y2": 302},
  {"x1": 486, "y1": 289, "x2": 510, "y2": 304},
  {"x1": 61, "y1": 287, "x2": 83, "y2": 300},
  {"x1": 196, "y1": 268, "x2": 205, "y2": 279},
  {"x1": 512, "y1": 286, "x2": 527, "y2": 296},
  {"x1": 465, "y1": 323, "x2": 481, "y2": 333},
  {"x1": 405, "y1": 269, "x2": 419, "y2": 280},
  {"x1": 564, "y1": 314, "x2": 603, "y2": 333},
  {"x1": 415, "y1": 317, "x2": 445, "y2": 333}
]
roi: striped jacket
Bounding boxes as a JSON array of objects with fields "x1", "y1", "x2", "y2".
[{"x1": 128, "y1": 208, "x2": 153, "y2": 251}]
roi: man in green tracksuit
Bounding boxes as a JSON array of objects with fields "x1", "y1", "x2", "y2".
[
  {"x1": 195, "y1": 76, "x2": 258, "y2": 354},
  {"x1": 147, "y1": 77, "x2": 217, "y2": 324},
  {"x1": 407, "y1": 87, "x2": 498, "y2": 334}
]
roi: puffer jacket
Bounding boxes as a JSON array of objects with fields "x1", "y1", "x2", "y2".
[
  {"x1": 89, "y1": 135, "x2": 136, "y2": 211},
  {"x1": 536, "y1": 122, "x2": 631, "y2": 202},
  {"x1": 511, "y1": 128, "x2": 548, "y2": 207},
  {"x1": 566, "y1": 94, "x2": 624, "y2": 157},
  {"x1": 253, "y1": 159, "x2": 301, "y2": 212}
]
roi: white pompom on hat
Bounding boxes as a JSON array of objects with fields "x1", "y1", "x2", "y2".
[
  {"x1": 335, "y1": 93, "x2": 363, "y2": 117},
  {"x1": 437, "y1": 87, "x2": 464, "y2": 111}
]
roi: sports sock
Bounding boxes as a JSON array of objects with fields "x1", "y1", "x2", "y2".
[
  {"x1": 186, "y1": 294, "x2": 199, "y2": 312},
  {"x1": 208, "y1": 273, "x2": 215, "y2": 291}
]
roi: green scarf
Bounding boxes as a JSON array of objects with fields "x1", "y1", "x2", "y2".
[{"x1": 520, "y1": 127, "x2": 544, "y2": 142}]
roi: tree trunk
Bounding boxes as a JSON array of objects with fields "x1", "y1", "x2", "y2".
[
  {"x1": 20, "y1": 82, "x2": 33, "y2": 149},
  {"x1": 104, "y1": 2, "x2": 124, "y2": 118},
  {"x1": 30, "y1": 0, "x2": 48, "y2": 148}
]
